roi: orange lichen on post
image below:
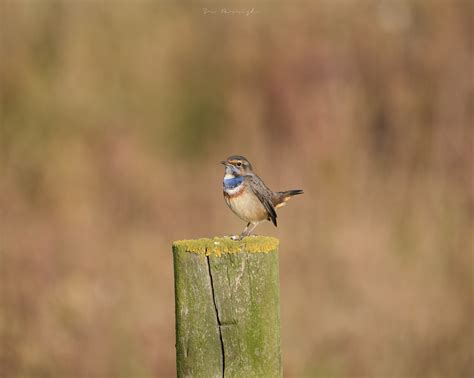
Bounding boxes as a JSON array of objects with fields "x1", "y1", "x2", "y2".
[{"x1": 173, "y1": 236, "x2": 279, "y2": 257}]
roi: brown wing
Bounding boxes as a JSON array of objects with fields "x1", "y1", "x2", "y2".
[{"x1": 246, "y1": 174, "x2": 277, "y2": 227}]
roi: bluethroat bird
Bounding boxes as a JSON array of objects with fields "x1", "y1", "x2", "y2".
[{"x1": 221, "y1": 155, "x2": 303, "y2": 240}]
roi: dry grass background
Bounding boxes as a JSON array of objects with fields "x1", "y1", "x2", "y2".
[{"x1": 1, "y1": 1, "x2": 473, "y2": 377}]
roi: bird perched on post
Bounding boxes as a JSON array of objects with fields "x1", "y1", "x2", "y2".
[{"x1": 221, "y1": 155, "x2": 303, "y2": 240}]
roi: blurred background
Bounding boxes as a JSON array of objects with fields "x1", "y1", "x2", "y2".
[{"x1": 1, "y1": 1, "x2": 472, "y2": 377}]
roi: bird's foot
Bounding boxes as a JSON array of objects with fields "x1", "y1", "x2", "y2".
[
  {"x1": 225, "y1": 234, "x2": 259, "y2": 241},
  {"x1": 223, "y1": 235, "x2": 243, "y2": 241}
]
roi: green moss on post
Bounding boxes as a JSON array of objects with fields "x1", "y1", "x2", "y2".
[{"x1": 173, "y1": 236, "x2": 281, "y2": 377}]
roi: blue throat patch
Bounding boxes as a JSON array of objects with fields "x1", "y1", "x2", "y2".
[{"x1": 223, "y1": 176, "x2": 244, "y2": 189}]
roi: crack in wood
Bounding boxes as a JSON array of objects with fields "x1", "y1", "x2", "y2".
[{"x1": 206, "y1": 256, "x2": 225, "y2": 377}]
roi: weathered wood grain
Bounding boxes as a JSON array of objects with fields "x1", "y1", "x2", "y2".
[{"x1": 173, "y1": 236, "x2": 281, "y2": 378}]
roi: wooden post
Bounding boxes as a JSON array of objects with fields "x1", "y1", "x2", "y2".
[{"x1": 173, "y1": 236, "x2": 281, "y2": 377}]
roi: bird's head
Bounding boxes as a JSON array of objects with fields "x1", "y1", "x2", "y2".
[{"x1": 220, "y1": 155, "x2": 253, "y2": 177}]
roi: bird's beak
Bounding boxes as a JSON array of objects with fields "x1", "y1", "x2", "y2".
[{"x1": 220, "y1": 160, "x2": 227, "y2": 166}]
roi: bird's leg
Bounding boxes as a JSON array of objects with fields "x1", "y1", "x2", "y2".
[
  {"x1": 239, "y1": 222, "x2": 258, "y2": 239},
  {"x1": 231, "y1": 222, "x2": 254, "y2": 241},
  {"x1": 231, "y1": 223, "x2": 250, "y2": 240}
]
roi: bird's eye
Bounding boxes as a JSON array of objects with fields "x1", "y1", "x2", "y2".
[{"x1": 236, "y1": 162, "x2": 242, "y2": 167}]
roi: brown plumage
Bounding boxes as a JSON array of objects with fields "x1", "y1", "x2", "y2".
[{"x1": 221, "y1": 155, "x2": 303, "y2": 239}]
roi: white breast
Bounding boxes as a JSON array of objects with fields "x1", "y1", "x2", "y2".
[
  {"x1": 225, "y1": 185, "x2": 243, "y2": 195},
  {"x1": 227, "y1": 189, "x2": 268, "y2": 223}
]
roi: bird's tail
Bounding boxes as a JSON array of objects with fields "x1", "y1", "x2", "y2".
[{"x1": 273, "y1": 189, "x2": 304, "y2": 208}]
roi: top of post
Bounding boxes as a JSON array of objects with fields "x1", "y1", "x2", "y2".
[{"x1": 172, "y1": 236, "x2": 279, "y2": 257}]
